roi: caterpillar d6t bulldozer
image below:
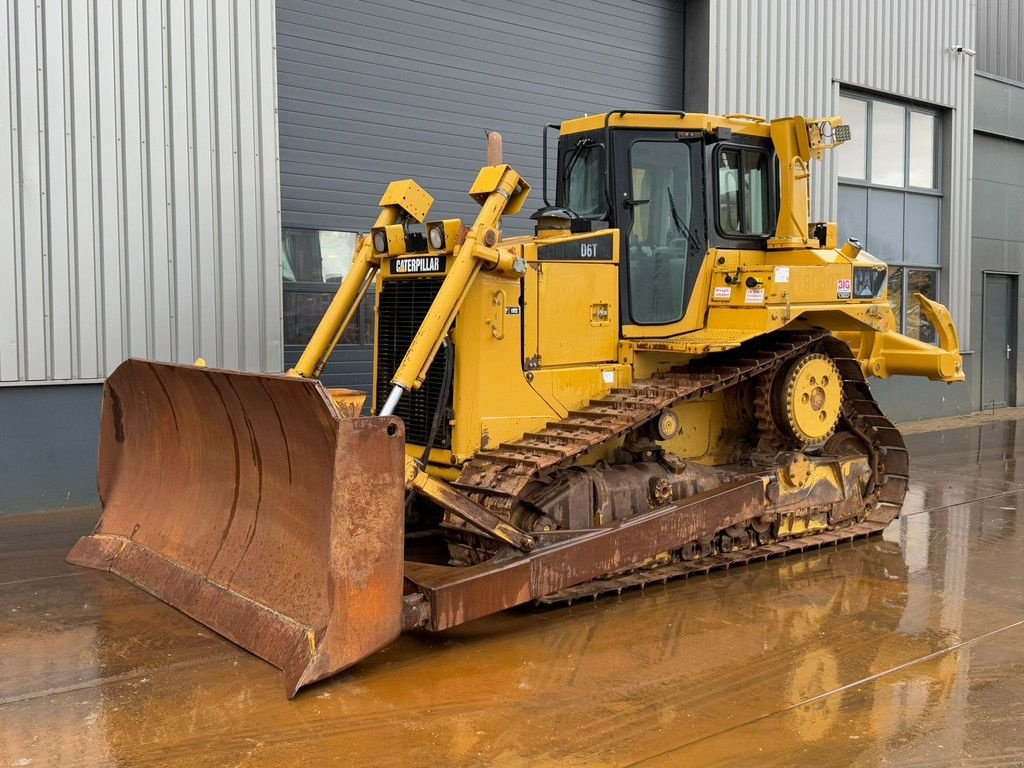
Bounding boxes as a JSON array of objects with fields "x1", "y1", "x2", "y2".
[{"x1": 69, "y1": 111, "x2": 964, "y2": 696}]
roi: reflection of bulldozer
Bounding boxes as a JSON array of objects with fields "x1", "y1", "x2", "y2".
[
  {"x1": 65, "y1": 539, "x2": 960, "y2": 768},
  {"x1": 69, "y1": 111, "x2": 965, "y2": 696}
]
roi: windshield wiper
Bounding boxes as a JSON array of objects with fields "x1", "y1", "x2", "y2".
[
  {"x1": 562, "y1": 137, "x2": 595, "y2": 182},
  {"x1": 666, "y1": 186, "x2": 702, "y2": 253}
]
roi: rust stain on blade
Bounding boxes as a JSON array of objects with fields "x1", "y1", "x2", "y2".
[{"x1": 67, "y1": 359, "x2": 407, "y2": 697}]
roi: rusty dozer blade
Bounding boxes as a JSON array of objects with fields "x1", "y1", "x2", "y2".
[{"x1": 67, "y1": 359, "x2": 406, "y2": 697}]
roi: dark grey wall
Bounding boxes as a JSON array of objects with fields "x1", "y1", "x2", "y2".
[
  {"x1": 869, "y1": 360, "x2": 973, "y2": 422},
  {"x1": 970, "y1": 73, "x2": 1024, "y2": 409},
  {"x1": 682, "y1": 0, "x2": 710, "y2": 112},
  {"x1": 0, "y1": 385, "x2": 102, "y2": 516},
  {"x1": 276, "y1": 0, "x2": 685, "y2": 234}
]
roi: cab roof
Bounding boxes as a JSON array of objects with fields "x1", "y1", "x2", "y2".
[{"x1": 559, "y1": 112, "x2": 774, "y2": 138}]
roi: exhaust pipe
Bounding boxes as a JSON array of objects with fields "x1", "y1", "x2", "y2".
[{"x1": 486, "y1": 129, "x2": 503, "y2": 165}]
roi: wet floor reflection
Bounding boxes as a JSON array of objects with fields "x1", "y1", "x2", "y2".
[{"x1": 1, "y1": 423, "x2": 1023, "y2": 767}]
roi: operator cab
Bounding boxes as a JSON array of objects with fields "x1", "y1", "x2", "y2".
[{"x1": 550, "y1": 112, "x2": 777, "y2": 329}]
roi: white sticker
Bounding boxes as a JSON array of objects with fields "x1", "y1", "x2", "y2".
[
  {"x1": 745, "y1": 288, "x2": 765, "y2": 304},
  {"x1": 837, "y1": 278, "x2": 852, "y2": 299},
  {"x1": 602, "y1": 370, "x2": 615, "y2": 384},
  {"x1": 774, "y1": 266, "x2": 790, "y2": 284},
  {"x1": 713, "y1": 286, "x2": 732, "y2": 301}
]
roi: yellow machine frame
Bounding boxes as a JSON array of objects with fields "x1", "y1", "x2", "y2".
[{"x1": 291, "y1": 112, "x2": 963, "y2": 475}]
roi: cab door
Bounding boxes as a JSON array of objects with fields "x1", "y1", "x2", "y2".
[{"x1": 611, "y1": 131, "x2": 707, "y2": 332}]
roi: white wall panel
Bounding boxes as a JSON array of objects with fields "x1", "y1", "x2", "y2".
[
  {"x1": 705, "y1": 0, "x2": 974, "y2": 344},
  {"x1": 0, "y1": 0, "x2": 281, "y2": 384}
]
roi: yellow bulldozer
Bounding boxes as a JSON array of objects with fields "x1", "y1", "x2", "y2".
[{"x1": 68, "y1": 110, "x2": 964, "y2": 696}]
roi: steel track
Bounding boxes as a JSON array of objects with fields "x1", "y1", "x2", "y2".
[{"x1": 535, "y1": 520, "x2": 887, "y2": 604}]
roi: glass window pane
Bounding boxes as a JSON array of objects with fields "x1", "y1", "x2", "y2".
[
  {"x1": 871, "y1": 101, "x2": 906, "y2": 187},
  {"x1": 566, "y1": 144, "x2": 607, "y2": 220},
  {"x1": 718, "y1": 148, "x2": 741, "y2": 233},
  {"x1": 906, "y1": 269, "x2": 938, "y2": 344},
  {"x1": 908, "y1": 111, "x2": 936, "y2": 188},
  {"x1": 282, "y1": 228, "x2": 362, "y2": 347},
  {"x1": 903, "y1": 194, "x2": 940, "y2": 264},
  {"x1": 282, "y1": 228, "x2": 321, "y2": 283},
  {"x1": 838, "y1": 184, "x2": 868, "y2": 245},
  {"x1": 718, "y1": 148, "x2": 771, "y2": 237},
  {"x1": 628, "y1": 141, "x2": 695, "y2": 324},
  {"x1": 281, "y1": 228, "x2": 357, "y2": 283},
  {"x1": 838, "y1": 96, "x2": 867, "y2": 179},
  {"x1": 740, "y1": 149, "x2": 771, "y2": 235},
  {"x1": 283, "y1": 289, "x2": 362, "y2": 346},
  {"x1": 319, "y1": 231, "x2": 358, "y2": 282},
  {"x1": 888, "y1": 266, "x2": 904, "y2": 332}
]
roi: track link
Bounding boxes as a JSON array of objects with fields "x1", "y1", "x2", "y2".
[{"x1": 537, "y1": 521, "x2": 886, "y2": 604}]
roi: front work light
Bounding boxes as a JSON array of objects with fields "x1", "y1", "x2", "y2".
[
  {"x1": 370, "y1": 224, "x2": 408, "y2": 257},
  {"x1": 428, "y1": 224, "x2": 445, "y2": 250},
  {"x1": 425, "y1": 219, "x2": 463, "y2": 253}
]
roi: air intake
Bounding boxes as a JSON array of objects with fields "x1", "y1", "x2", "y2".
[{"x1": 375, "y1": 278, "x2": 453, "y2": 449}]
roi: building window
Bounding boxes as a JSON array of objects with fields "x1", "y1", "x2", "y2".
[
  {"x1": 886, "y1": 266, "x2": 939, "y2": 345},
  {"x1": 838, "y1": 94, "x2": 939, "y2": 191},
  {"x1": 837, "y1": 92, "x2": 942, "y2": 344},
  {"x1": 281, "y1": 228, "x2": 370, "y2": 347}
]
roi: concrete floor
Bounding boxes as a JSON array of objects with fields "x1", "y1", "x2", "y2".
[{"x1": 2, "y1": 421, "x2": 1024, "y2": 767}]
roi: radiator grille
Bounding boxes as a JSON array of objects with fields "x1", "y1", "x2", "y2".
[{"x1": 375, "y1": 277, "x2": 452, "y2": 448}]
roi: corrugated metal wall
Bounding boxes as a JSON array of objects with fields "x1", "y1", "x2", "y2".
[
  {"x1": 0, "y1": 0, "x2": 282, "y2": 385},
  {"x1": 705, "y1": 0, "x2": 975, "y2": 342},
  {"x1": 276, "y1": 0, "x2": 685, "y2": 235},
  {"x1": 976, "y1": 0, "x2": 1024, "y2": 82}
]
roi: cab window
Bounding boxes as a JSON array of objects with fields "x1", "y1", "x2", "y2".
[
  {"x1": 717, "y1": 147, "x2": 771, "y2": 237},
  {"x1": 565, "y1": 143, "x2": 607, "y2": 220}
]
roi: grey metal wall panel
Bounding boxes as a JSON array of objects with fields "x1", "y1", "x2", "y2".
[
  {"x1": 0, "y1": 0, "x2": 282, "y2": 384},
  {"x1": 866, "y1": 189, "x2": 905, "y2": 264},
  {"x1": 977, "y1": 0, "x2": 1024, "y2": 83},
  {"x1": 903, "y1": 196, "x2": 941, "y2": 265},
  {"x1": 704, "y1": 0, "x2": 974, "y2": 343},
  {"x1": 976, "y1": 72, "x2": 1024, "y2": 140},
  {"x1": 837, "y1": 185, "x2": 867, "y2": 244},
  {"x1": 276, "y1": 0, "x2": 685, "y2": 234},
  {"x1": 0, "y1": 384, "x2": 103, "y2": 514}
]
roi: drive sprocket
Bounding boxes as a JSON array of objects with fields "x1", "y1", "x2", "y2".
[{"x1": 757, "y1": 352, "x2": 843, "y2": 447}]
